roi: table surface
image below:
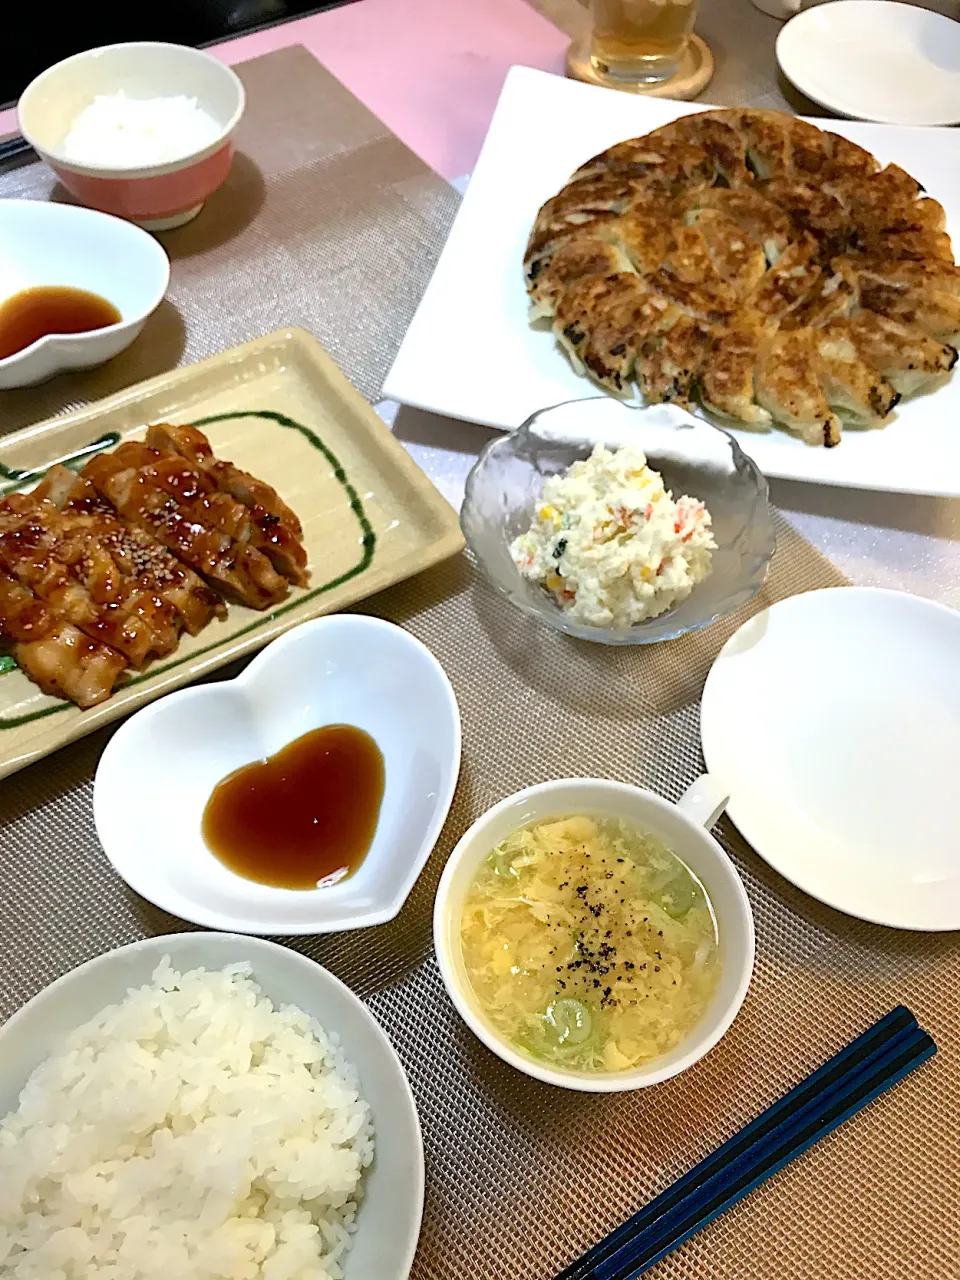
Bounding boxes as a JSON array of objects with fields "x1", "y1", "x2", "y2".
[{"x1": 2, "y1": 0, "x2": 959, "y2": 608}]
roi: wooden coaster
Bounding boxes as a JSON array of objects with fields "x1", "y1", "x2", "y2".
[{"x1": 566, "y1": 32, "x2": 714, "y2": 100}]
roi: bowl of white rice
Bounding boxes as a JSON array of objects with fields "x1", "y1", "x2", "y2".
[
  {"x1": 18, "y1": 43, "x2": 245, "y2": 230},
  {"x1": 0, "y1": 933, "x2": 423, "y2": 1280}
]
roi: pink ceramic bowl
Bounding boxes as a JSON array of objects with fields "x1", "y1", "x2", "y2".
[{"x1": 18, "y1": 43, "x2": 245, "y2": 231}]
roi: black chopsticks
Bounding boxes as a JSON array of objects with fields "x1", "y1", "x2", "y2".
[
  {"x1": 0, "y1": 135, "x2": 33, "y2": 165},
  {"x1": 557, "y1": 1006, "x2": 936, "y2": 1280}
]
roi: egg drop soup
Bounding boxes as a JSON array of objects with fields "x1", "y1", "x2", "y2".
[{"x1": 459, "y1": 815, "x2": 721, "y2": 1072}]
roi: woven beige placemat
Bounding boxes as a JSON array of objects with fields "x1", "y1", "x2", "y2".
[
  {"x1": 0, "y1": 37, "x2": 955, "y2": 1280},
  {"x1": 1, "y1": 516, "x2": 956, "y2": 1280},
  {"x1": 0, "y1": 45, "x2": 461, "y2": 433}
]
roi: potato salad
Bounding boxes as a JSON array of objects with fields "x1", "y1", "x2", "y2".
[{"x1": 510, "y1": 443, "x2": 716, "y2": 629}]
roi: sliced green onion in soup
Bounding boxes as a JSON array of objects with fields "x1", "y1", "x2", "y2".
[
  {"x1": 544, "y1": 998, "x2": 593, "y2": 1047},
  {"x1": 490, "y1": 849, "x2": 519, "y2": 880},
  {"x1": 660, "y1": 876, "x2": 698, "y2": 919}
]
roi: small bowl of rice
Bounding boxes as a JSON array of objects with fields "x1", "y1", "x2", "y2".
[
  {"x1": 18, "y1": 43, "x2": 245, "y2": 230},
  {"x1": 0, "y1": 933, "x2": 423, "y2": 1280}
]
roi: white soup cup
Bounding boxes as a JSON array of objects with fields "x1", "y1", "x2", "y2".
[{"x1": 434, "y1": 776, "x2": 754, "y2": 1092}]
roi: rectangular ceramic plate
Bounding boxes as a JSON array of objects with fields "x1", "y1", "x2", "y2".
[
  {"x1": 384, "y1": 66, "x2": 960, "y2": 497},
  {"x1": 0, "y1": 328, "x2": 464, "y2": 778}
]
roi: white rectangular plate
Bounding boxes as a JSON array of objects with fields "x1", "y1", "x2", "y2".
[
  {"x1": 0, "y1": 329, "x2": 463, "y2": 779},
  {"x1": 384, "y1": 66, "x2": 960, "y2": 497}
]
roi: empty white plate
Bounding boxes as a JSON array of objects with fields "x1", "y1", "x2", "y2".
[
  {"x1": 700, "y1": 588, "x2": 960, "y2": 931},
  {"x1": 777, "y1": 1, "x2": 960, "y2": 127}
]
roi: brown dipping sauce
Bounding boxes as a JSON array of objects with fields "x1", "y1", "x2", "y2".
[
  {"x1": 202, "y1": 724, "x2": 385, "y2": 889},
  {"x1": 0, "y1": 286, "x2": 122, "y2": 360}
]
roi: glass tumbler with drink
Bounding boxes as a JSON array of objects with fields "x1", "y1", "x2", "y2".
[{"x1": 589, "y1": 0, "x2": 699, "y2": 85}]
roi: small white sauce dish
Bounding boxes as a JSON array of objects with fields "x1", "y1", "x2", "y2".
[
  {"x1": 434, "y1": 777, "x2": 755, "y2": 1092},
  {"x1": 0, "y1": 932, "x2": 424, "y2": 1280},
  {"x1": 94, "y1": 616, "x2": 461, "y2": 935},
  {"x1": 0, "y1": 199, "x2": 169, "y2": 389}
]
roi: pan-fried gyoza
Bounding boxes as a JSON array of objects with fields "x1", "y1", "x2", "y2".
[{"x1": 526, "y1": 108, "x2": 958, "y2": 447}]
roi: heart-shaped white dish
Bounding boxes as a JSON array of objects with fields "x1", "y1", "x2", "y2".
[{"x1": 94, "y1": 616, "x2": 461, "y2": 934}]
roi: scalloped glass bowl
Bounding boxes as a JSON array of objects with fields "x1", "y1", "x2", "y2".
[{"x1": 461, "y1": 399, "x2": 776, "y2": 645}]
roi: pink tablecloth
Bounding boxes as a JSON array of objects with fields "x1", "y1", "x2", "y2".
[{"x1": 0, "y1": 0, "x2": 569, "y2": 180}]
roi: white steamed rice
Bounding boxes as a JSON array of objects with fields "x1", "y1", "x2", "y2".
[
  {"x1": 0, "y1": 960, "x2": 374, "y2": 1280},
  {"x1": 63, "y1": 93, "x2": 222, "y2": 168}
]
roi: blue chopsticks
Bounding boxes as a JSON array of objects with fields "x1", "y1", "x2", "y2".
[{"x1": 557, "y1": 1006, "x2": 936, "y2": 1280}]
